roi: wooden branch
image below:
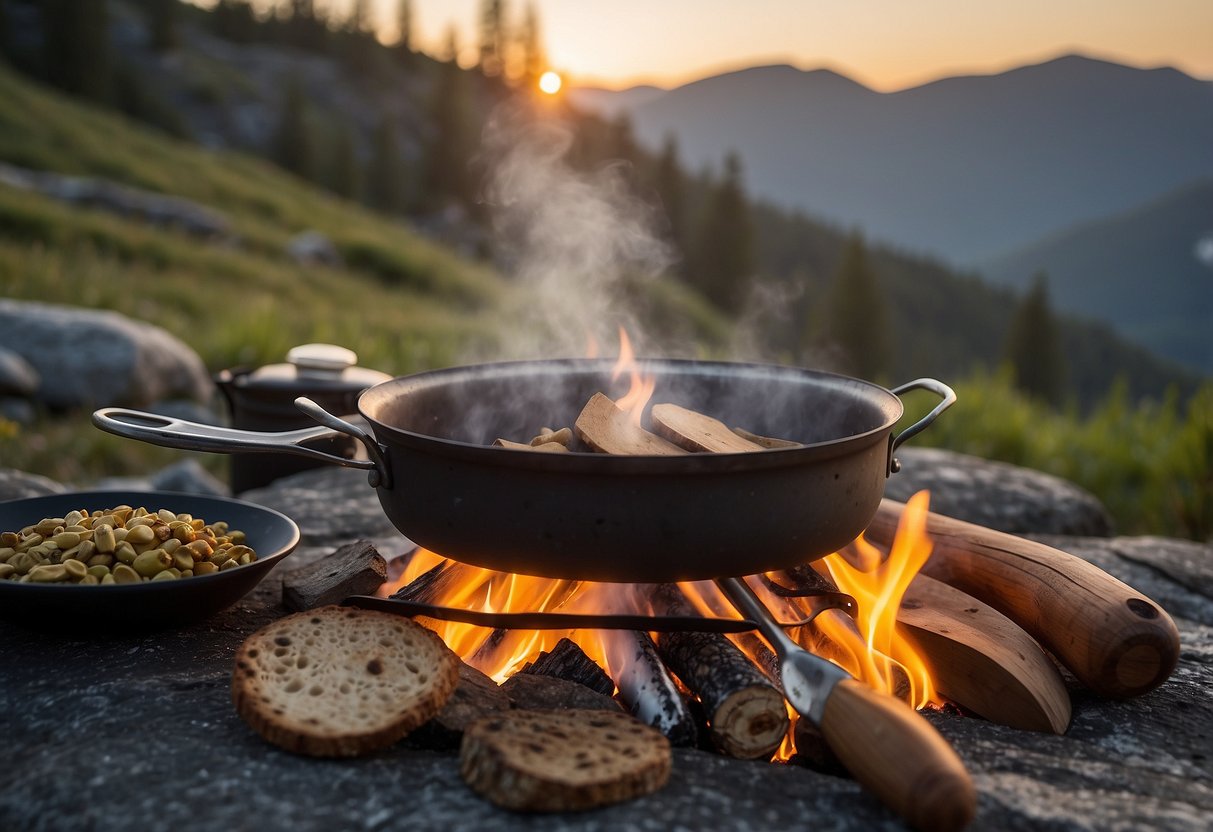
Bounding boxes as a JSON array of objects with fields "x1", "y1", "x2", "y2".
[
  {"x1": 899, "y1": 575, "x2": 1071, "y2": 733},
  {"x1": 650, "y1": 584, "x2": 788, "y2": 759},
  {"x1": 610, "y1": 630, "x2": 700, "y2": 747},
  {"x1": 521, "y1": 637, "x2": 615, "y2": 698},
  {"x1": 281, "y1": 540, "x2": 386, "y2": 611},
  {"x1": 574, "y1": 393, "x2": 685, "y2": 455},
  {"x1": 651, "y1": 403, "x2": 764, "y2": 453},
  {"x1": 868, "y1": 499, "x2": 1180, "y2": 699}
]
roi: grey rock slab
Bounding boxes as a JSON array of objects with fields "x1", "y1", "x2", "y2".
[
  {"x1": 0, "y1": 300, "x2": 213, "y2": 409},
  {"x1": 890, "y1": 447, "x2": 1114, "y2": 536},
  {"x1": 0, "y1": 345, "x2": 39, "y2": 396},
  {"x1": 0, "y1": 467, "x2": 67, "y2": 501}
]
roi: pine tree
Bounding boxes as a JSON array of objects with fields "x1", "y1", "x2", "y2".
[
  {"x1": 43, "y1": 0, "x2": 110, "y2": 102},
  {"x1": 477, "y1": 0, "x2": 505, "y2": 77},
  {"x1": 394, "y1": 0, "x2": 413, "y2": 60},
  {"x1": 214, "y1": 0, "x2": 256, "y2": 44},
  {"x1": 821, "y1": 233, "x2": 892, "y2": 381},
  {"x1": 366, "y1": 117, "x2": 405, "y2": 213},
  {"x1": 518, "y1": 1, "x2": 543, "y2": 86},
  {"x1": 424, "y1": 37, "x2": 474, "y2": 210},
  {"x1": 0, "y1": 0, "x2": 9, "y2": 63},
  {"x1": 149, "y1": 0, "x2": 178, "y2": 52},
  {"x1": 1003, "y1": 272, "x2": 1067, "y2": 406},
  {"x1": 692, "y1": 151, "x2": 753, "y2": 311},
  {"x1": 328, "y1": 122, "x2": 360, "y2": 200},
  {"x1": 653, "y1": 133, "x2": 685, "y2": 255},
  {"x1": 272, "y1": 78, "x2": 314, "y2": 181}
]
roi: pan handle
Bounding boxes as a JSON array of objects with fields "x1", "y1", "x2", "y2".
[
  {"x1": 92, "y1": 397, "x2": 392, "y2": 488},
  {"x1": 887, "y1": 378, "x2": 957, "y2": 474}
]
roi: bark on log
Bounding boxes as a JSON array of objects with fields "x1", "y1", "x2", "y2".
[
  {"x1": 521, "y1": 637, "x2": 616, "y2": 698},
  {"x1": 610, "y1": 630, "x2": 700, "y2": 747},
  {"x1": 651, "y1": 584, "x2": 788, "y2": 759},
  {"x1": 500, "y1": 673, "x2": 623, "y2": 713},
  {"x1": 281, "y1": 540, "x2": 387, "y2": 611}
]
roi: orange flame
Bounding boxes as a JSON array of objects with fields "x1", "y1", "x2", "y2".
[
  {"x1": 375, "y1": 490, "x2": 943, "y2": 764},
  {"x1": 609, "y1": 327, "x2": 656, "y2": 426},
  {"x1": 815, "y1": 490, "x2": 939, "y2": 708}
]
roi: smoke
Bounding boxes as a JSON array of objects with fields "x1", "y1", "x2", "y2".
[{"x1": 474, "y1": 106, "x2": 676, "y2": 360}]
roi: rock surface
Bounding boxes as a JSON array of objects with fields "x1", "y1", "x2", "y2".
[
  {"x1": 0, "y1": 346, "x2": 39, "y2": 397},
  {"x1": 0, "y1": 467, "x2": 66, "y2": 501},
  {"x1": 889, "y1": 447, "x2": 1115, "y2": 536},
  {"x1": 1, "y1": 461, "x2": 1210, "y2": 831},
  {"x1": 0, "y1": 300, "x2": 214, "y2": 409}
]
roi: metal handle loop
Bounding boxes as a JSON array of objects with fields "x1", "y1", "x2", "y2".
[{"x1": 887, "y1": 378, "x2": 957, "y2": 474}]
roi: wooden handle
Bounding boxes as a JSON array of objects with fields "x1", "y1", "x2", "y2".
[
  {"x1": 869, "y1": 499, "x2": 1180, "y2": 699},
  {"x1": 820, "y1": 679, "x2": 976, "y2": 832}
]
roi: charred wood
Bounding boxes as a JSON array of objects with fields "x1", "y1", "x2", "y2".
[
  {"x1": 501, "y1": 673, "x2": 623, "y2": 713},
  {"x1": 521, "y1": 637, "x2": 615, "y2": 698},
  {"x1": 281, "y1": 540, "x2": 386, "y2": 611},
  {"x1": 651, "y1": 583, "x2": 788, "y2": 759},
  {"x1": 409, "y1": 662, "x2": 511, "y2": 750},
  {"x1": 610, "y1": 631, "x2": 700, "y2": 747}
]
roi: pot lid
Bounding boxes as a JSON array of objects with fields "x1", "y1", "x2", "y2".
[{"x1": 233, "y1": 344, "x2": 392, "y2": 392}]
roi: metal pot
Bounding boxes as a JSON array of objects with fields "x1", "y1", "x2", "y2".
[{"x1": 95, "y1": 358, "x2": 953, "y2": 582}]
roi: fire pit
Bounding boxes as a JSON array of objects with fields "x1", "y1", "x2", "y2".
[{"x1": 1, "y1": 456, "x2": 1210, "y2": 831}]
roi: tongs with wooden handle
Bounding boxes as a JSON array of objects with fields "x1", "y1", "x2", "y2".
[{"x1": 718, "y1": 577, "x2": 976, "y2": 832}]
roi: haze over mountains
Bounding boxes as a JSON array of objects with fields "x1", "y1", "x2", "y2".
[
  {"x1": 572, "y1": 54, "x2": 1213, "y2": 375},
  {"x1": 572, "y1": 54, "x2": 1213, "y2": 265}
]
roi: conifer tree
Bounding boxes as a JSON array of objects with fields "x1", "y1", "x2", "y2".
[
  {"x1": 518, "y1": 2, "x2": 543, "y2": 86},
  {"x1": 272, "y1": 78, "x2": 314, "y2": 181},
  {"x1": 477, "y1": 0, "x2": 505, "y2": 77},
  {"x1": 692, "y1": 151, "x2": 753, "y2": 311},
  {"x1": 366, "y1": 117, "x2": 405, "y2": 213},
  {"x1": 149, "y1": 0, "x2": 179, "y2": 52},
  {"x1": 1003, "y1": 272, "x2": 1067, "y2": 406},
  {"x1": 424, "y1": 33, "x2": 474, "y2": 209},
  {"x1": 394, "y1": 0, "x2": 413, "y2": 60},
  {"x1": 821, "y1": 233, "x2": 891, "y2": 381},
  {"x1": 0, "y1": 0, "x2": 9, "y2": 63},
  {"x1": 653, "y1": 133, "x2": 686, "y2": 255},
  {"x1": 43, "y1": 0, "x2": 110, "y2": 102}
]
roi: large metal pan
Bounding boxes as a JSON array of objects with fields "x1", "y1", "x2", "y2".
[{"x1": 94, "y1": 359, "x2": 953, "y2": 583}]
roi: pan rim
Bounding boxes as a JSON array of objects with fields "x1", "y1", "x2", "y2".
[{"x1": 357, "y1": 357, "x2": 904, "y2": 473}]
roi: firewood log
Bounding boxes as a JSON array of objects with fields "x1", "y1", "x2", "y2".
[
  {"x1": 521, "y1": 637, "x2": 615, "y2": 698},
  {"x1": 868, "y1": 499, "x2": 1180, "y2": 699},
  {"x1": 650, "y1": 583, "x2": 788, "y2": 759},
  {"x1": 650, "y1": 403, "x2": 765, "y2": 453},
  {"x1": 610, "y1": 631, "x2": 700, "y2": 747},
  {"x1": 281, "y1": 540, "x2": 387, "y2": 611}
]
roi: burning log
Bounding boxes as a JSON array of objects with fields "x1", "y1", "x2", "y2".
[
  {"x1": 650, "y1": 584, "x2": 788, "y2": 759},
  {"x1": 868, "y1": 499, "x2": 1181, "y2": 699},
  {"x1": 574, "y1": 393, "x2": 685, "y2": 455},
  {"x1": 609, "y1": 631, "x2": 700, "y2": 747},
  {"x1": 500, "y1": 673, "x2": 623, "y2": 713},
  {"x1": 281, "y1": 540, "x2": 387, "y2": 611},
  {"x1": 899, "y1": 575, "x2": 1071, "y2": 734},
  {"x1": 521, "y1": 637, "x2": 615, "y2": 698}
]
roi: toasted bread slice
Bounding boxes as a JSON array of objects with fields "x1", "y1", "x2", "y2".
[
  {"x1": 460, "y1": 709, "x2": 671, "y2": 811},
  {"x1": 232, "y1": 605, "x2": 458, "y2": 757}
]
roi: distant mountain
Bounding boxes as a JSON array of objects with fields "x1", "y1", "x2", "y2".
[
  {"x1": 568, "y1": 84, "x2": 666, "y2": 119},
  {"x1": 980, "y1": 180, "x2": 1213, "y2": 374},
  {"x1": 585, "y1": 55, "x2": 1213, "y2": 265}
]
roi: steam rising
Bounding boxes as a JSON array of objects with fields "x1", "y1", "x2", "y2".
[{"x1": 478, "y1": 108, "x2": 675, "y2": 360}]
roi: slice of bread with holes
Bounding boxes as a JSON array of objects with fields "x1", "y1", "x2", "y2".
[
  {"x1": 232, "y1": 605, "x2": 459, "y2": 757},
  {"x1": 460, "y1": 709, "x2": 672, "y2": 811}
]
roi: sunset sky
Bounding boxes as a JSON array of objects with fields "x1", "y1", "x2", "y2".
[{"x1": 380, "y1": 0, "x2": 1213, "y2": 90}]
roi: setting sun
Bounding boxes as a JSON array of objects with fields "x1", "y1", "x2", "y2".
[{"x1": 538, "y1": 70, "x2": 562, "y2": 94}]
